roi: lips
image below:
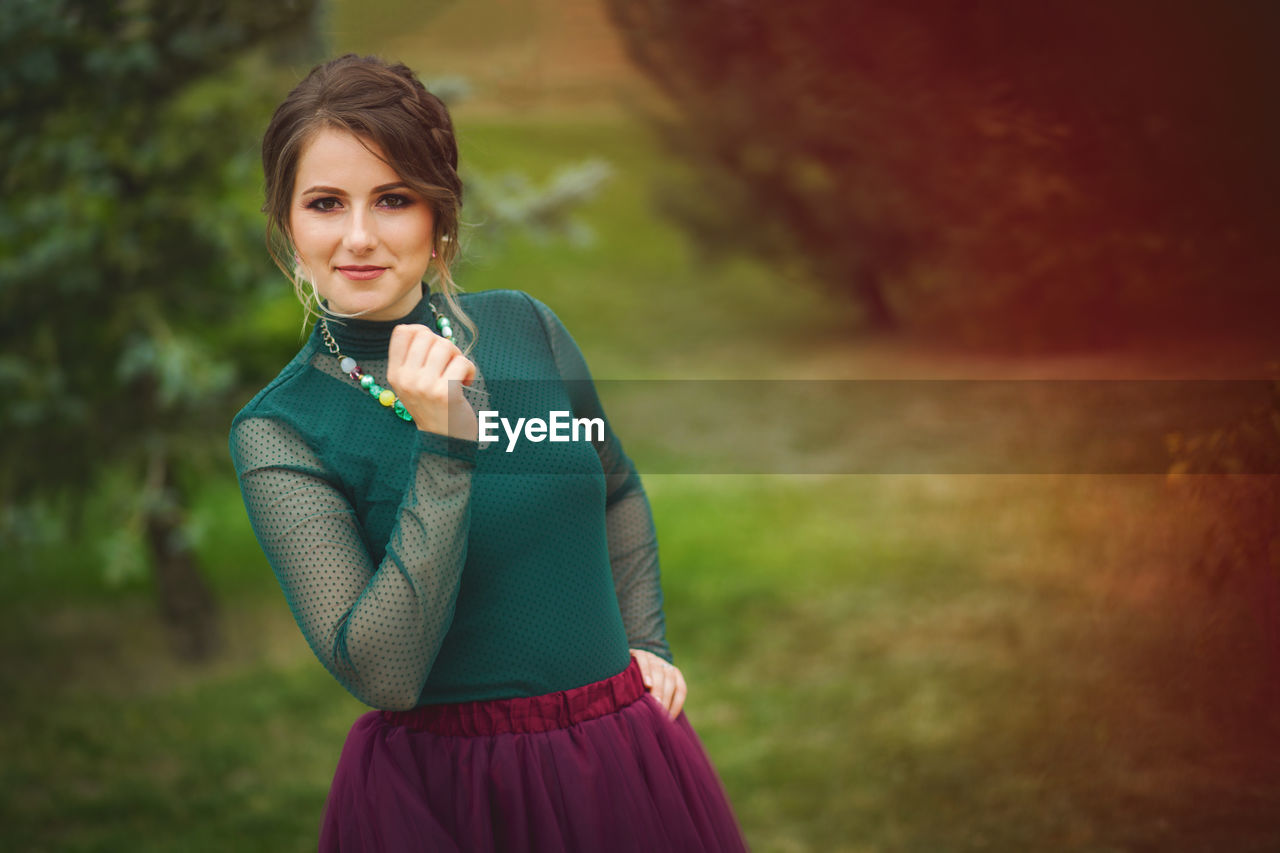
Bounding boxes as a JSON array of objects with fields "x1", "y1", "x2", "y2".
[{"x1": 336, "y1": 265, "x2": 387, "y2": 281}]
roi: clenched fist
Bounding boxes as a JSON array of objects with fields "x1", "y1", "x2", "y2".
[{"x1": 386, "y1": 324, "x2": 478, "y2": 440}]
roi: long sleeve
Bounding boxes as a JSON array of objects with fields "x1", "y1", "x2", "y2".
[
  {"x1": 525, "y1": 294, "x2": 672, "y2": 663},
  {"x1": 230, "y1": 417, "x2": 478, "y2": 710}
]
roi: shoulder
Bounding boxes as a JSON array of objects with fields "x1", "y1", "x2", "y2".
[
  {"x1": 455, "y1": 287, "x2": 550, "y2": 316},
  {"x1": 228, "y1": 339, "x2": 334, "y2": 474},
  {"x1": 453, "y1": 288, "x2": 564, "y2": 341},
  {"x1": 229, "y1": 340, "x2": 315, "y2": 432}
]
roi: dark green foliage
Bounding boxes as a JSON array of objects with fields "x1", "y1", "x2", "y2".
[
  {"x1": 0, "y1": 0, "x2": 320, "y2": 501},
  {"x1": 0, "y1": 0, "x2": 321, "y2": 654},
  {"x1": 604, "y1": 0, "x2": 1280, "y2": 348}
]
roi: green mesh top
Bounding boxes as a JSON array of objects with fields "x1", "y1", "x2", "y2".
[{"x1": 229, "y1": 288, "x2": 670, "y2": 710}]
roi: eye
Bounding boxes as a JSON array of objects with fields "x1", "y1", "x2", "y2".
[
  {"x1": 305, "y1": 196, "x2": 341, "y2": 212},
  {"x1": 378, "y1": 193, "x2": 413, "y2": 209}
]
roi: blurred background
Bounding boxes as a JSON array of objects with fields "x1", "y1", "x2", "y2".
[{"x1": 2, "y1": 1, "x2": 1278, "y2": 850}]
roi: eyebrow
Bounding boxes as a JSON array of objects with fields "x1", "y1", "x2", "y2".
[{"x1": 299, "y1": 182, "x2": 410, "y2": 196}]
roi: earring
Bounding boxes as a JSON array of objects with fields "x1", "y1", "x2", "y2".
[
  {"x1": 293, "y1": 253, "x2": 302, "y2": 267},
  {"x1": 431, "y1": 248, "x2": 437, "y2": 259}
]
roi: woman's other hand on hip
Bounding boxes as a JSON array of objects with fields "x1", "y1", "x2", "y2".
[{"x1": 630, "y1": 648, "x2": 687, "y2": 720}]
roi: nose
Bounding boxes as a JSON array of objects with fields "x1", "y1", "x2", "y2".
[{"x1": 343, "y1": 207, "x2": 377, "y2": 254}]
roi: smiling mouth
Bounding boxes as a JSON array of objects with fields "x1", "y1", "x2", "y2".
[{"x1": 337, "y1": 265, "x2": 387, "y2": 280}]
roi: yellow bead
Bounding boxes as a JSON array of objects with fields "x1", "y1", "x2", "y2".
[{"x1": 378, "y1": 389, "x2": 396, "y2": 407}]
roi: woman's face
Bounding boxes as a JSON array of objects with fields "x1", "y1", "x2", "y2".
[{"x1": 289, "y1": 128, "x2": 435, "y2": 321}]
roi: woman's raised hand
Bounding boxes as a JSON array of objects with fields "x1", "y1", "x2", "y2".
[{"x1": 387, "y1": 324, "x2": 478, "y2": 441}]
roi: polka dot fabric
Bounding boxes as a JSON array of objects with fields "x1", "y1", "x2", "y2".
[{"x1": 229, "y1": 289, "x2": 670, "y2": 710}]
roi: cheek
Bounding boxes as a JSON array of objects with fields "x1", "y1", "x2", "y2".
[
  {"x1": 388, "y1": 210, "x2": 436, "y2": 253},
  {"x1": 290, "y1": 217, "x2": 339, "y2": 256}
]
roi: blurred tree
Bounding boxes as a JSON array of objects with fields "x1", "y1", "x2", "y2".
[
  {"x1": 1166, "y1": 374, "x2": 1280, "y2": 583},
  {"x1": 0, "y1": 0, "x2": 324, "y2": 659},
  {"x1": 604, "y1": 0, "x2": 1280, "y2": 349},
  {"x1": 1165, "y1": 372, "x2": 1280, "y2": 692}
]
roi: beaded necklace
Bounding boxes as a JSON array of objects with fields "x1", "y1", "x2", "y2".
[{"x1": 319, "y1": 296, "x2": 454, "y2": 423}]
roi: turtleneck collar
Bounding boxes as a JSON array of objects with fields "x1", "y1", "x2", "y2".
[{"x1": 313, "y1": 285, "x2": 436, "y2": 359}]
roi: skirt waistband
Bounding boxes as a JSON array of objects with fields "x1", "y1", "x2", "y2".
[{"x1": 381, "y1": 657, "x2": 647, "y2": 736}]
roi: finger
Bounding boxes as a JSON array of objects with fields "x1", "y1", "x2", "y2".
[
  {"x1": 387, "y1": 324, "x2": 412, "y2": 371},
  {"x1": 669, "y1": 668, "x2": 688, "y2": 720},
  {"x1": 654, "y1": 664, "x2": 675, "y2": 715},
  {"x1": 402, "y1": 326, "x2": 435, "y2": 373},
  {"x1": 631, "y1": 649, "x2": 656, "y2": 689},
  {"x1": 422, "y1": 335, "x2": 458, "y2": 379},
  {"x1": 387, "y1": 325, "x2": 427, "y2": 381},
  {"x1": 441, "y1": 354, "x2": 477, "y2": 387}
]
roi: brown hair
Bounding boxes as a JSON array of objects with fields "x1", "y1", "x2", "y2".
[{"x1": 261, "y1": 54, "x2": 475, "y2": 350}]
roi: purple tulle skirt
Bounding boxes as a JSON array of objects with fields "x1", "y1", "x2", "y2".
[{"x1": 318, "y1": 658, "x2": 748, "y2": 852}]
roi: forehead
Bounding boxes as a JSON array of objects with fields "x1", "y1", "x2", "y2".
[{"x1": 294, "y1": 128, "x2": 400, "y2": 190}]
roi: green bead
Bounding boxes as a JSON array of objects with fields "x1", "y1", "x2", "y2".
[
  {"x1": 435, "y1": 315, "x2": 448, "y2": 329},
  {"x1": 394, "y1": 400, "x2": 412, "y2": 421},
  {"x1": 368, "y1": 383, "x2": 383, "y2": 397},
  {"x1": 359, "y1": 374, "x2": 375, "y2": 389}
]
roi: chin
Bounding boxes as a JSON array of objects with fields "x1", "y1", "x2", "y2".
[{"x1": 331, "y1": 293, "x2": 419, "y2": 321}]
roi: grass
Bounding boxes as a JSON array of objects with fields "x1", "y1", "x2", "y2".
[
  {"x1": 651, "y1": 474, "x2": 1280, "y2": 852},
  {"x1": 4, "y1": 108, "x2": 1279, "y2": 852},
  {"x1": 4, "y1": 474, "x2": 1278, "y2": 851}
]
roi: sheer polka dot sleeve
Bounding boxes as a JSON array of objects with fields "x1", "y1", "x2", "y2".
[
  {"x1": 230, "y1": 416, "x2": 477, "y2": 709},
  {"x1": 524, "y1": 294, "x2": 673, "y2": 663}
]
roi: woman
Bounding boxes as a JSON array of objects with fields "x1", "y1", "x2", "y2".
[{"x1": 229, "y1": 54, "x2": 747, "y2": 851}]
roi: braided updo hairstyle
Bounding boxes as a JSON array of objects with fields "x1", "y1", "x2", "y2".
[{"x1": 261, "y1": 54, "x2": 475, "y2": 351}]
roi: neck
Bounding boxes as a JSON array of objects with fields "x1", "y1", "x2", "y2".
[{"x1": 317, "y1": 285, "x2": 434, "y2": 358}]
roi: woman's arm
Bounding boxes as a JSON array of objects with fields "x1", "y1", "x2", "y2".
[{"x1": 231, "y1": 419, "x2": 477, "y2": 710}]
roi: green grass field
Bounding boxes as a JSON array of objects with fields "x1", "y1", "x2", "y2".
[
  {"x1": 4, "y1": 71, "x2": 1279, "y2": 853},
  {"x1": 5, "y1": 470, "x2": 1278, "y2": 851}
]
